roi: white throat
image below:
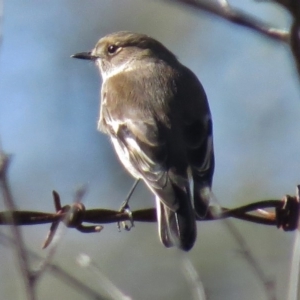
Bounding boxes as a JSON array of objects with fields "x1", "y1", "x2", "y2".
[{"x1": 97, "y1": 59, "x2": 136, "y2": 82}]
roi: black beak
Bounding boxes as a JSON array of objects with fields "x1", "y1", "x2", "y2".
[{"x1": 71, "y1": 52, "x2": 97, "y2": 61}]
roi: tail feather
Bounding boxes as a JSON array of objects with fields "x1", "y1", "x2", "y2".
[
  {"x1": 156, "y1": 181, "x2": 197, "y2": 251},
  {"x1": 156, "y1": 198, "x2": 173, "y2": 248}
]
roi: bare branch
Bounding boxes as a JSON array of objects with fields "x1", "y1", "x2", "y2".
[
  {"x1": 0, "y1": 149, "x2": 36, "y2": 299},
  {"x1": 166, "y1": 0, "x2": 289, "y2": 42},
  {"x1": 223, "y1": 219, "x2": 277, "y2": 300},
  {"x1": 0, "y1": 232, "x2": 108, "y2": 300},
  {"x1": 183, "y1": 256, "x2": 207, "y2": 300},
  {"x1": 77, "y1": 253, "x2": 132, "y2": 300}
]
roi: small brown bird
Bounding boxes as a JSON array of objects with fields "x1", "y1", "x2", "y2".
[{"x1": 72, "y1": 31, "x2": 214, "y2": 251}]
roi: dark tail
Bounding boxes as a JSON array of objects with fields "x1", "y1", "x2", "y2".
[{"x1": 156, "y1": 183, "x2": 197, "y2": 251}]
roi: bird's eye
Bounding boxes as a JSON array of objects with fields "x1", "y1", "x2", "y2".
[{"x1": 107, "y1": 45, "x2": 119, "y2": 55}]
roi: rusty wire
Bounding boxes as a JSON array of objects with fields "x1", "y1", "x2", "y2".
[{"x1": 0, "y1": 187, "x2": 298, "y2": 249}]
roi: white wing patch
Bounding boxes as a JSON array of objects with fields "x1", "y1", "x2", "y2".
[
  {"x1": 108, "y1": 119, "x2": 122, "y2": 133},
  {"x1": 110, "y1": 136, "x2": 140, "y2": 178}
]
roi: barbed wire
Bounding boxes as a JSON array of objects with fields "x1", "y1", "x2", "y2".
[
  {"x1": 0, "y1": 181, "x2": 299, "y2": 249},
  {"x1": 0, "y1": 150, "x2": 299, "y2": 250}
]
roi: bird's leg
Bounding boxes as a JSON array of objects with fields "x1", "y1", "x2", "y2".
[{"x1": 117, "y1": 179, "x2": 140, "y2": 231}]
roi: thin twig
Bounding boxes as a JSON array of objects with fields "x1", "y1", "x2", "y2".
[
  {"x1": 223, "y1": 219, "x2": 276, "y2": 300},
  {"x1": 0, "y1": 2, "x2": 35, "y2": 298},
  {"x1": 182, "y1": 256, "x2": 207, "y2": 300},
  {"x1": 77, "y1": 253, "x2": 132, "y2": 300},
  {"x1": 0, "y1": 232, "x2": 107, "y2": 300},
  {"x1": 167, "y1": 0, "x2": 289, "y2": 42},
  {"x1": 0, "y1": 149, "x2": 35, "y2": 299}
]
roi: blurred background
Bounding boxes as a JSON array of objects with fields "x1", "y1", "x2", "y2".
[{"x1": 0, "y1": 0, "x2": 299, "y2": 299}]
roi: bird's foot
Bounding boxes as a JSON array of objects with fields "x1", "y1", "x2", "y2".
[{"x1": 117, "y1": 201, "x2": 134, "y2": 231}]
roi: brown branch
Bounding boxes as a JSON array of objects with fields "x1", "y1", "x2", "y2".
[
  {"x1": 269, "y1": 0, "x2": 300, "y2": 78},
  {"x1": 169, "y1": 0, "x2": 300, "y2": 81},
  {"x1": 166, "y1": 0, "x2": 289, "y2": 42}
]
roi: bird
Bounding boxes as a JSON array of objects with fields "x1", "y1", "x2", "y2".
[{"x1": 72, "y1": 31, "x2": 214, "y2": 251}]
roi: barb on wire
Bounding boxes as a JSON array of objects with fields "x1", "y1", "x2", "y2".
[
  {"x1": 0, "y1": 187, "x2": 298, "y2": 249},
  {"x1": 42, "y1": 189, "x2": 102, "y2": 249},
  {"x1": 33, "y1": 186, "x2": 103, "y2": 285}
]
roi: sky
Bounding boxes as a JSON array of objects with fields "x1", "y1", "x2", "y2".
[{"x1": 0, "y1": 1, "x2": 299, "y2": 299}]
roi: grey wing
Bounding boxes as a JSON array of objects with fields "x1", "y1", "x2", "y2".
[
  {"x1": 99, "y1": 75, "x2": 182, "y2": 210},
  {"x1": 106, "y1": 115, "x2": 196, "y2": 250},
  {"x1": 99, "y1": 70, "x2": 198, "y2": 250},
  {"x1": 102, "y1": 107, "x2": 180, "y2": 211}
]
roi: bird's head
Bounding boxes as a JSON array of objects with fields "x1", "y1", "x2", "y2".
[{"x1": 72, "y1": 31, "x2": 177, "y2": 79}]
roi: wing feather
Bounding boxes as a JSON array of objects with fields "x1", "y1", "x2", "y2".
[{"x1": 98, "y1": 62, "x2": 214, "y2": 249}]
